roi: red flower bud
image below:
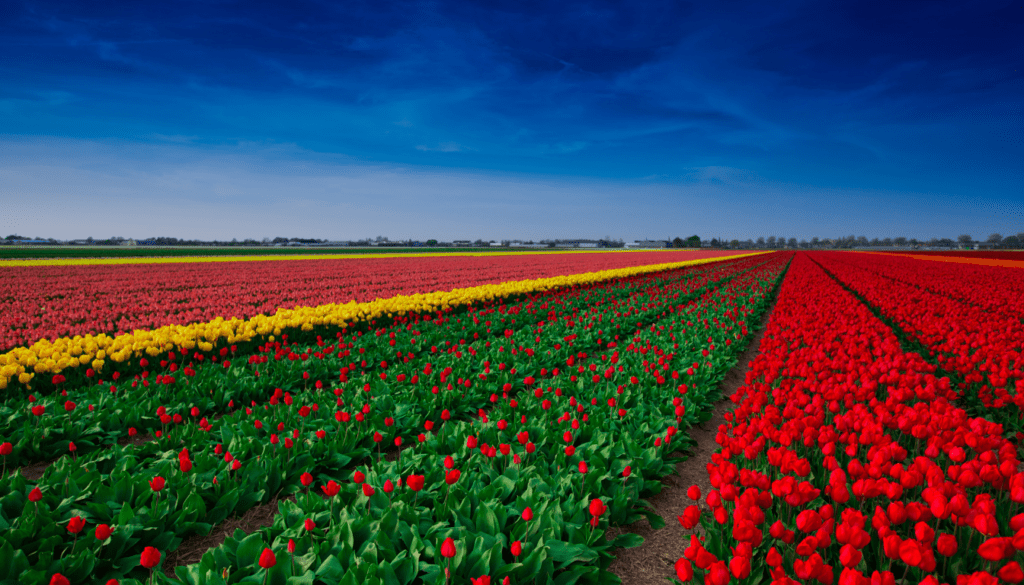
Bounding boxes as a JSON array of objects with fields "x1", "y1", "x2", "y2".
[
  {"x1": 258, "y1": 548, "x2": 276, "y2": 569},
  {"x1": 140, "y1": 546, "x2": 162, "y2": 569}
]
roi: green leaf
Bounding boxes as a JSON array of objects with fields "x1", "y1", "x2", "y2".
[
  {"x1": 554, "y1": 566, "x2": 597, "y2": 585},
  {"x1": 545, "y1": 540, "x2": 598, "y2": 566},
  {"x1": 610, "y1": 533, "x2": 644, "y2": 549},
  {"x1": 117, "y1": 502, "x2": 135, "y2": 525},
  {"x1": 0, "y1": 541, "x2": 14, "y2": 580},
  {"x1": 316, "y1": 555, "x2": 345, "y2": 582},
  {"x1": 378, "y1": 559, "x2": 401, "y2": 585},
  {"x1": 235, "y1": 533, "x2": 265, "y2": 568},
  {"x1": 475, "y1": 503, "x2": 499, "y2": 535}
]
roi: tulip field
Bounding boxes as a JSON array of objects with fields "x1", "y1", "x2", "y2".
[
  {"x1": 0, "y1": 249, "x2": 1022, "y2": 585},
  {"x1": 675, "y1": 252, "x2": 1024, "y2": 585}
]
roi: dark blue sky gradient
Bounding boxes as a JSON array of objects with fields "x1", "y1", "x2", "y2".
[{"x1": 1, "y1": 0, "x2": 1022, "y2": 240}]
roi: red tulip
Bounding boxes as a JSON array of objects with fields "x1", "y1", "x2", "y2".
[
  {"x1": 707, "y1": 561, "x2": 730, "y2": 585},
  {"x1": 999, "y1": 561, "x2": 1024, "y2": 584},
  {"x1": 522, "y1": 507, "x2": 533, "y2": 521},
  {"x1": 687, "y1": 485, "x2": 701, "y2": 501},
  {"x1": 936, "y1": 533, "x2": 957, "y2": 557},
  {"x1": 979, "y1": 537, "x2": 1011, "y2": 561},
  {"x1": 589, "y1": 498, "x2": 606, "y2": 517},
  {"x1": 675, "y1": 557, "x2": 694, "y2": 582},
  {"x1": 679, "y1": 505, "x2": 700, "y2": 529},
  {"x1": 300, "y1": 472, "x2": 313, "y2": 487},
  {"x1": 445, "y1": 469, "x2": 461, "y2": 485},
  {"x1": 321, "y1": 480, "x2": 340, "y2": 497},
  {"x1": 28, "y1": 487, "x2": 42, "y2": 502},
  {"x1": 49, "y1": 575, "x2": 70, "y2": 585},
  {"x1": 729, "y1": 555, "x2": 750, "y2": 579},
  {"x1": 304, "y1": 518, "x2": 316, "y2": 531},
  {"x1": 258, "y1": 548, "x2": 276, "y2": 568},
  {"x1": 362, "y1": 483, "x2": 375, "y2": 497},
  {"x1": 95, "y1": 524, "x2": 113, "y2": 540},
  {"x1": 149, "y1": 476, "x2": 165, "y2": 492},
  {"x1": 511, "y1": 540, "x2": 522, "y2": 557},
  {"x1": 407, "y1": 474, "x2": 425, "y2": 491},
  {"x1": 67, "y1": 516, "x2": 85, "y2": 534},
  {"x1": 140, "y1": 546, "x2": 161, "y2": 569},
  {"x1": 441, "y1": 537, "x2": 456, "y2": 558}
]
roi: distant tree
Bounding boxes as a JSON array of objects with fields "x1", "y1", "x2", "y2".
[
  {"x1": 686, "y1": 235, "x2": 701, "y2": 247},
  {"x1": 987, "y1": 233, "x2": 1003, "y2": 245},
  {"x1": 881, "y1": 237, "x2": 892, "y2": 246},
  {"x1": 86, "y1": 237, "x2": 94, "y2": 244},
  {"x1": 672, "y1": 237, "x2": 685, "y2": 248},
  {"x1": 787, "y1": 237, "x2": 797, "y2": 248},
  {"x1": 937, "y1": 237, "x2": 954, "y2": 247},
  {"x1": 957, "y1": 234, "x2": 973, "y2": 246},
  {"x1": 810, "y1": 237, "x2": 819, "y2": 247},
  {"x1": 856, "y1": 236, "x2": 869, "y2": 247},
  {"x1": 710, "y1": 238, "x2": 720, "y2": 247},
  {"x1": 765, "y1": 236, "x2": 776, "y2": 248},
  {"x1": 426, "y1": 239, "x2": 438, "y2": 246},
  {"x1": 869, "y1": 238, "x2": 881, "y2": 247},
  {"x1": 756, "y1": 237, "x2": 765, "y2": 248},
  {"x1": 1002, "y1": 234, "x2": 1020, "y2": 248},
  {"x1": 893, "y1": 237, "x2": 907, "y2": 246}
]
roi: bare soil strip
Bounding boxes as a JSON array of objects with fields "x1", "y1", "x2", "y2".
[
  {"x1": 162, "y1": 495, "x2": 297, "y2": 577},
  {"x1": 5, "y1": 431, "x2": 154, "y2": 482},
  {"x1": 608, "y1": 298, "x2": 778, "y2": 585}
]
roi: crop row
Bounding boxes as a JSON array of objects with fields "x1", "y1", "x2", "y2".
[
  {"x1": 0, "y1": 254, "x2": 758, "y2": 468},
  {"x1": 808, "y1": 252, "x2": 1024, "y2": 433},
  {"x1": 0, "y1": 251, "x2": 751, "y2": 392},
  {"x1": 676, "y1": 252, "x2": 1019, "y2": 585},
  {"x1": 1, "y1": 253, "x2": 790, "y2": 584}
]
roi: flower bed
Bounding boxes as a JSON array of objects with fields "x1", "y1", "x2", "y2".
[
  {"x1": 810, "y1": 252, "x2": 1024, "y2": 433},
  {"x1": 677, "y1": 253, "x2": 1019, "y2": 585},
  {"x1": 0, "y1": 251, "x2": 755, "y2": 393},
  {"x1": 1, "y1": 253, "x2": 790, "y2": 584}
]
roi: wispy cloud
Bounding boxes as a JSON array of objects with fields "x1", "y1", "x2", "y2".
[{"x1": 0, "y1": 0, "x2": 1019, "y2": 237}]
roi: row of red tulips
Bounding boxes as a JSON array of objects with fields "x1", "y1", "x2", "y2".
[
  {"x1": 676, "y1": 252, "x2": 1020, "y2": 585},
  {"x1": 809, "y1": 252, "x2": 1024, "y2": 433}
]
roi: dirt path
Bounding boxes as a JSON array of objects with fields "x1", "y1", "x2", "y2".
[{"x1": 608, "y1": 300, "x2": 776, "y2": 585}]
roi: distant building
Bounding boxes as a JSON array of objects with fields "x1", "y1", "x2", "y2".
[{"x1": 625, "y1": 240, "x2": 669, "y2": 249}]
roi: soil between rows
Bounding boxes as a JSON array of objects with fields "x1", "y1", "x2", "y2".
[{"x1": 607, "y1": 297, "x2": 778, "y2": 585}]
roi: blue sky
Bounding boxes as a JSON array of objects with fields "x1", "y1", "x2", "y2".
[{"x1": 1, "y1": 0, "x2": 1022, "y2": 241}]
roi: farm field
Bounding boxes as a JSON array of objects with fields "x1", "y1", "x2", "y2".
[
  {"x1": 0, "y1": 249, "x2": 745, "y2": 356},
  {"x1": 0, "y1": 247, "x2": 513, "y2": 260},
  {"x1": 1, "y1": 250, "x2": 1022, "y2": 585}
]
